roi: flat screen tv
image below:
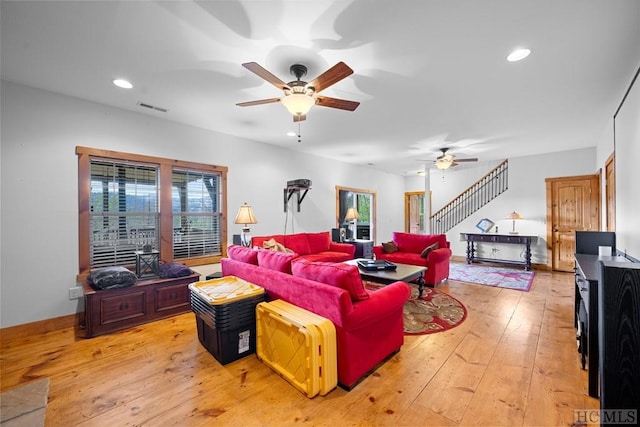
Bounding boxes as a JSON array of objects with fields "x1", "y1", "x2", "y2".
[{"x1": 575, "y1": 231, "x2": 616, "y2": 255}]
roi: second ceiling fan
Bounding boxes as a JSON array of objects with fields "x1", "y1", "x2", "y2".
[
  {"x1": 236, "y1": 61, "x2": 360, "y2": 122},
  {"x1": 430, "y1": 148, "x2": 478, "y2": 169}
]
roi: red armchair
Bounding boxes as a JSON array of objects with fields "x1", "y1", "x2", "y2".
[{"x1": 373, "y1": 232, "x2": 452, "y2": 286}]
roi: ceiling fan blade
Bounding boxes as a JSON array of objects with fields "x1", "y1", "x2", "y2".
[
  {"x1": 315, "y1": 95, "x2": 360, "y2": 111},
  {"x1": 242, "y1": 62, "x2": 289, "y2": 90},
  {"x1": 293, "y1": 114, "x2": 307, "y2": 122},
  {"x1": 309, "y1": 62, "x2": 354, "y2": 93},
  {"x1": 236, "y1": 97, "x2": 281, "y2": 107},
  {"x1": 454, "y1": 158, "x2": 479, "y2": 162}
]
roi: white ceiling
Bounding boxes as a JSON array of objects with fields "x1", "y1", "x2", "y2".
[{"x1": 2, "y1": 0, "x2": 639, "y2": 175}]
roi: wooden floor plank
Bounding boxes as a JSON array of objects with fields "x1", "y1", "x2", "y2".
[{"x1": 0, "y1": 266, "x2": 597, "y2": 426}]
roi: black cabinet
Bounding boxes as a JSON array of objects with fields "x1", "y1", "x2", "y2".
[
  {"x1": 599, "y1": 261, "x2": 640, "y2": 413},
  {"x1": 345, "y1": 239, "x2": 373, "y2": 259}
]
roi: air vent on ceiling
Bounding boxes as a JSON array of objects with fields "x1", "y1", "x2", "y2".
[{"x1": 136, "y1": 102, "x2": 168, "y2": 113}]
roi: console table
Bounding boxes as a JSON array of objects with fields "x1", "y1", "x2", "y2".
[{"x1": 461, "y1": 233, "x2": 537, "y2": 271}]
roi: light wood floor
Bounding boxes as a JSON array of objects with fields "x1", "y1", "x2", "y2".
[{"x1": 1, "y1": 267, "x2": 599, "y2": 426}]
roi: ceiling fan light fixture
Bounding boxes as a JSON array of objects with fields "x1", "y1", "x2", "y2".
[
  {"x1": 281, "y1": 93, "x2": 315, "y2": 116},
  {"x1": 435, "y1": 158, "x2": 452, "y2": 169}
]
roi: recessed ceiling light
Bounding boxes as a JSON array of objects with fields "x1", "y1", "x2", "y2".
[
  {"x1": 113, "y1": 79, "x2": 133, "y2": 89},
  {"x1": 286, "y1": 131, "x2": 297, "y2": 137},
  {"x1": 507, "y1": 48, "x2": 531, "y2": 62}
]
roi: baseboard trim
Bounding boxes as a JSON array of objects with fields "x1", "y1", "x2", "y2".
[{"x1": 1, "y1": 313, "x2": 82, "y2": 342}]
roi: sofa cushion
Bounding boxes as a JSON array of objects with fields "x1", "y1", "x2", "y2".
[
  {"x1": 227, "y1": 244, "x2": 259, "y2": 264},
  {"x1": 257, "y1": 249, "x2": 297, "y2": 273},
  {"x1": 392, "y1": 232, "x2": 445, "y2": 254},
  {"x1": 382, "y1": 241, "x2": 398, "y2": 254},
  {"x1": 420, "y1": 242, "x2": 440, "y2": 258},
  {"x1": 283, "y1": 234, "x2": 311, "y2": 255},
  {"x1": 292, "y1": 260, "x2": 369, "y2": 302},
  {"x1": 300, "y1": 252, "x2": 354, "y2": 263},
  {"x1": 305, "y1": 232, "x2": 331, "y2": 253}
]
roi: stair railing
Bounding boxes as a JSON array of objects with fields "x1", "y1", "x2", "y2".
[{"x1": 430, "y1": 160, "x2": 509, "y2": 234}]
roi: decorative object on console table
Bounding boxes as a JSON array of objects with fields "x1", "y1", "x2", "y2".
[
  {"x1": 234, "y1": 202, "x2": 258, "y2": 247},
  {"x1": 506, "y1": 211, "x2": 522, "y2": 234},
  {"x1": 598, "y1": 260, "x2": 640, "y2": 413},
  {"x1": 475, "y1": 218, "x2": 495, "y2": 233},
  {"x1": 462, "y1": 232, "x2": 536, "y2": 271},
  {"x1": 344, "y1": 239, "x2": 374, "y2": 259},
  {"x1": 344, "y1": 207, "x2": 359, "y2": 242},
  {"x1": 135, "y1": 250, "x2": 160, "y2": 278}
]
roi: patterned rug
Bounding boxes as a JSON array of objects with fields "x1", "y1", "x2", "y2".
[
  {"x1": 365, "y1": 282, "x2": 467, "y2": 335},
  {"x1": 448, "y1": 262, "x2": 535, "y2": 291}
]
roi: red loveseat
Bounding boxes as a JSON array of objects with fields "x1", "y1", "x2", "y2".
[
  {"x1": 251, "y1": 231, "x2": 355, "y2": 262},
  {"x1": 221, "y1": 245, "x2": 410, "y2": 389},
  {"x1": 373, "y1": 232, "x2": 452, "y2": 287}
]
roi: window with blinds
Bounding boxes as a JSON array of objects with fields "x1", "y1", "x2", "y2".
[
  {"x1": 78, "y1": 146, "x2": 228, "y2": 274},
  {"x1": 172, "y1": 169, "x2": 223, "y2": 259},
  {"x1": 89, "y1": 159, "x2": 159, "y2": 269}
]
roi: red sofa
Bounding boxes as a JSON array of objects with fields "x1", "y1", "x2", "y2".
[
  {"x1": 373, "y1": 232, "x2": 452, "y2": 287},
  {"x1": 221, "y1": 245, "x2": 410, "y2": 389},
  {"x1": 251, "y1": 231, "x2": 355, "y2": 262}
]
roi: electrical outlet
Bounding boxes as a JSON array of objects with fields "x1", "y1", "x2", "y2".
[{"x1": 68, "y1": 286, "x2": 84, "y2": 300}]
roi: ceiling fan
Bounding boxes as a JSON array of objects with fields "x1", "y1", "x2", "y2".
[
  {"x1": 236, "y1": 62, "x2": 360, "y2": 122},
  {"x1": 420, "y1": 148, "x2": 479, "y2": 170}
]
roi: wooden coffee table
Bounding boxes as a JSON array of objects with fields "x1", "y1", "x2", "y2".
[{"x1": 345, "y1": 259, "x2": 428, "y2": 298}]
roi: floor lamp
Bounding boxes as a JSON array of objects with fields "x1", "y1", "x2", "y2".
[{"x1": 234, "y1": 202, "x2": 258, "y2": 247}]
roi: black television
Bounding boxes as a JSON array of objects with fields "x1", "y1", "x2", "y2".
[{"x1": 575, "y1": 231, "x2": 616, "y2": 255}]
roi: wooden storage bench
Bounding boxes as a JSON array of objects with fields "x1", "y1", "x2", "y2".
[{"x1": 82, "y1": 273, "x2": 200, "y2": 338}]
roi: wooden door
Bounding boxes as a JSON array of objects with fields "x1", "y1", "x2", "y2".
[
  {"x1": 546, "y1": 174, "x2": 600, "y2": 272},
  {"x1": 605, "y1": 153, "x2": 615, "y2": 231},
  {"x1": 404, "y1": 192, "x2": 425, "y2": 233}
]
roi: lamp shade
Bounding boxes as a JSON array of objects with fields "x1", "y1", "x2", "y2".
[
  {"x1": 506, "y1": 211, "x2": 522, "y2": 220},
  {"x1": 435, "y1": 158, "x2": 452, "y2": 169},
  {"x1": 234, "y1": 202, "x2": 258, "y2": 225},
  {"x1": 345, "y1": 207, "x2": 360, "y2": 221},
  {"x1": 281, "y1": 93, "x2": 315, "y2": 116}
]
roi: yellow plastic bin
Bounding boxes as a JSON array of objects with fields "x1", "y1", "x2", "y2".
[{"x1": 256, "y1": 300, "x2": 337, "y2": 397}]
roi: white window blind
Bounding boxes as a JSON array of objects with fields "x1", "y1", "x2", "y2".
[
  {"x1": 172, "y1": 169, "x2": 222, "y2": 259},
  {"x1": 89, "y1": 159, "x2": 159, "y2": 268}
]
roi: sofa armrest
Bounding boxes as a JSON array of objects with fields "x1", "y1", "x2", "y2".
[
  {"x1": 330, "y1": 242, "x2": 356, "y2": 257},
  {"x1": 426, "y1": 247, "x2": 452, "y2": 264},
  {"x1": 345, "y1": 281, "x2": 410, "y2": 328},
  {"x1": 372, "y1": 245, "x2": 385, "y2": 259}
]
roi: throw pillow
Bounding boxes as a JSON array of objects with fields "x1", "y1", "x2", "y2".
[
  {"x1": 420, "y1": 242, "x2": 440, "y2": 258},
  {"x1": 291, "y1": 260, "x2": 369, "y2": 302},
  {"x1": 227, "y1": 244, "x2": 259, "y2": 264},
  {"x1": 382, "y1": 241, "x2": 398, "y2": 254},
  {"x1": 88, "y1": 266, "x2": 137, "y2": 290},
  {"x1": 159, "y1": 262, "x2": 194, "y2": 279}
]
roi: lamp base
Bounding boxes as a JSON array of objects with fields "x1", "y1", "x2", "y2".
[
  {"x1": 509, "y1": 231, "x2": 519, "y2": 235},
  {"x1": 241, "y1": 227, "x2": 252, "y2": 247}
]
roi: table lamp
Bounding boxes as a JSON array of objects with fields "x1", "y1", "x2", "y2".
[
  {"x1": 507, "y1": 211, "x2": 522, "y2": 234},
  {"x1": 344, "y1": 207, "x2": 360, "y2": 241},
  {"x1": 234, "y1": 202, "x2": 258, "y2": 247}
]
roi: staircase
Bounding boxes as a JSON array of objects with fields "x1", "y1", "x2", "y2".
[{"x1": 430, "y1": 160, "x2": 509, "y2": 234}]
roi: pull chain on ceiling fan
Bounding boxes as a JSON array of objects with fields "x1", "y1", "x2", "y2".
[{"x1": 236, "y1": 61, "x2": 360, "y2": 122}]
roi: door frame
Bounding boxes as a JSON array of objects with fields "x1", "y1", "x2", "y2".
[
  {"x1": 605, "y1": 152, "x2": 615, "y2": 232},
  {"x1": 545, "y1": 173, "x2": 600, "y2": 271}
]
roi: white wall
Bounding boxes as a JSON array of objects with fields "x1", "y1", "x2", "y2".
[
  {"x1": 0, "y1": 81, "x2": 406, "y2": 328},
  {"x1": 429, "y1": 148, "x2": 597, "y2": 264}
]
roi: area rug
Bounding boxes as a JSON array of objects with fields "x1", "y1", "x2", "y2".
[
  {"x1": 0, "y1": 377, "x2": 49, "y2": 426},
  {"x1": 448, "y1": 263, "x2": 535, "y2": 292},
  {"x1": 364, "y1": 282, "x2": 467, "y2": 335}
]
